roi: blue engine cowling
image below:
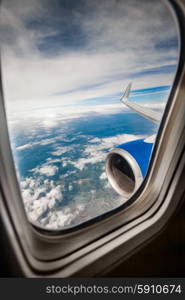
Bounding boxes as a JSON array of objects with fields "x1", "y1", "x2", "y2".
[{"x1": 105, "y1": 138, "x2": 154, "y2": 197}]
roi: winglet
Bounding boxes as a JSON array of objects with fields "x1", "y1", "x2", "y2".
[
  {"x1": 120, "y1": 82, "x2": 132, "y2": 104},
  {"x1": 120, "y1": 82, "x2": 162, "y2": 123}
]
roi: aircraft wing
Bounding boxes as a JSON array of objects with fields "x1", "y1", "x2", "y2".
[{"x1": 120, "y1": 83, "x2": 162, "y2": 124}]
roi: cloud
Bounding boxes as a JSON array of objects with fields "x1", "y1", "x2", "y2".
[
  {"x1": 16, "y1": 143, "x2": 33, "y2": 151},
  {"x1": 41, "y1": 204, "x2": 85, "y2": 229},
  {"x1": 72, "y1": 133, "x2": 146, "y2": 170},
  {"x1": 46, "y1": 158, "x2": 61, "y2": 164},
  {"x1": 20, "y1": 177, "x2": 63, "y2": 222},
  {"x1": 7, "y1": 103, "x2": 128, "y2": 133},
  {"x1": 71, "y1": 153, "x2": 106, "y2": 170},
  {"x1": 16, "y1": 137, "x2": 57, "y2": 151},
  {"x1": 1, "y1": 0, "x2": 178, "y2": 113},
  {"x1": 100, "y1": 172, "x2": 107, "y2": 180},
  {"x1": 51, "y1": 146, "x2": 71, "y2": 156},
  {"x1": 9, "y1": 99, "x2": 165, "y2": 135},
  {"x1": 32, "y1": 164, "x2": 58, "y2": 176},
  {"x1": 20, "y1": 174, "x2": 86, "y2": 228}
]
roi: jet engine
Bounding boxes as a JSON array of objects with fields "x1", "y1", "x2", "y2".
[{"x1": 105, "y1": 138, "x2": 154, "y2": 197}]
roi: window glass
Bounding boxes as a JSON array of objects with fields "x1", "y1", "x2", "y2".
[{"x1": 1, "y1": 0, "x2": 179, "y2": 229}]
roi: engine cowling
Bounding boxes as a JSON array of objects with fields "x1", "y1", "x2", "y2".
[{"x1": 105, "y1": 138, "x2": 153, "y2": 197}]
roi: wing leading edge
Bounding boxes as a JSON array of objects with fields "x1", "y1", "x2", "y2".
[{"x1": 120, "y1": 83, "x2": 162, "y2": 124}]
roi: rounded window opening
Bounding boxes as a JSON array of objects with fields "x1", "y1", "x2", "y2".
[{"x1": 1, "y1": 0, "x2": 179, "y2": 230}]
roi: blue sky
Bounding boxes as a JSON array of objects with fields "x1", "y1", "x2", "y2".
[
  {"x1": 1, "y1": 0, "x2": 179, "y2": 112},
  {"x1": 80, "y1": 85, "x2": 171, "y2": 107}
]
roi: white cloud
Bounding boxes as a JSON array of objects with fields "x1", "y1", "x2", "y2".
[
  {"x1": 72, "y1": 133, "x2": 145, "y2": 170},
  {"x1": 20, "y1": 174, "x2": 86, "y2": 228},
  {"x1": 46, "y1": 158, "x2": 61, "y2": 164},
  {"x1": 42, "y1": 204, "x2": 85, "y2": 229},
  {"x1": 89, "y1": 134, "x2": 146, "y2": 149},
  {"x1": 42, "y1": 210, "x2": 74, "y2": 229},
  {"x1": 16, "y1": 137, "x2": 57, "y2": 151},
  {"x1": 51, "y1": 146, "x2": 71, "y2": 156},
  {"x1": 8, "y1": 103, "x2": 127, "y2": 133},
  {"x1": 16, "y1": 143, "x2": 32, "y2": 151},
  {"x1": 33, "y1": 165, "x2": 58, "y2": 176},
  {"x1": 72, "y1": 153, "x2": 106, "y2": 170},
  {"x1": 100, "y1": 172, "x2": 107, "y2": 180},
  {"x1": 20, "y1": 177, "x2": 63, "y2": 222},
  {"x1": 7, "y1": 98, "x2": 167, "y2": 135}
]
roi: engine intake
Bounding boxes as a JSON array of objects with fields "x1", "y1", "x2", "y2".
[{"x1": 105, "y1": 148, "x2": 143, "y2": 197}]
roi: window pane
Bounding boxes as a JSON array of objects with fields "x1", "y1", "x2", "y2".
[{"x1": 1, "y1": 0, "x2": 179, "y2": 230}]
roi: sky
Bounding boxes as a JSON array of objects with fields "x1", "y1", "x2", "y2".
[{"x1": 1, "y1": 0, "x2": 179, "y2": 113}]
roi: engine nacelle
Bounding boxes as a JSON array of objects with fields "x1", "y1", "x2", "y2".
[{"x1": 105, "y1": 139, "x2": 153, "y2": 197}]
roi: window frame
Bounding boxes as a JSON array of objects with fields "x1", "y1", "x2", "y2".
[{"x1": 0, "y1": 0, "x2": 185, "y2": 277}]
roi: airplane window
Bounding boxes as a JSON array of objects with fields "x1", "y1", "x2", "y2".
[{"x1": 1, "y1": 0, "x2": 179, "y2": 230}]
